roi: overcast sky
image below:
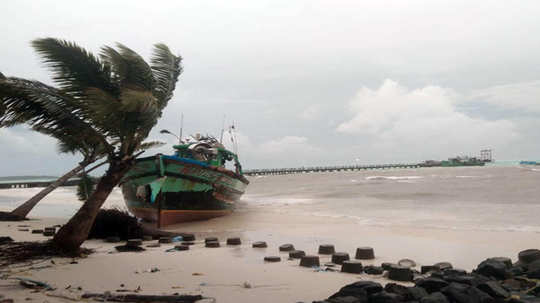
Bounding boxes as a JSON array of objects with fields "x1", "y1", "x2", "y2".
[{"x1": 2, "y1": 0, "x2": 540, "y2": 176}]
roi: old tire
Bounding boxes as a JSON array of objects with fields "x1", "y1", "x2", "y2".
[
  {"x1": 388, "y1": 264, "x2": 413, "y2": 282},
  {"x1": 300, "y1": 255, "x2": 320, "y2": 267},
  {"x1": 341, "y1": 260, "x2": 364, "y2": 274},
  {"x1": 181, "y1": 234, "x2": 196, "y2": 241},
  {"x1": 226, "y1": 237, "x2": 241, "y2": 245},
  {"x1": 318, "y1": 244, "x2": 335, "y2": 255},
  {"x1": 206, "y1": 241, "x2": 220, "y2": 248},
  {"x1": 289, "y1": 250, "x2": 306, "y2": 259},
  {"x1": 159, "y1": 237, "x2": 172, "y2": 244},
  {"x1": 279, "y1": 244, "x2": 295, "y2": 252},
  {"x1": 252, "y1": 241, "x2": 268, "y2": 248},
  {"x1": 355, "y1": 247, "x2": 375, "y2": 260},
  {"x1": 332, "y1": 252, "x2": 350, "y2": 265}
]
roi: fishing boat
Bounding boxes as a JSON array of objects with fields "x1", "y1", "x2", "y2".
[{"x1": 120, "y1": 134, "x2": 249, "y2": 227}]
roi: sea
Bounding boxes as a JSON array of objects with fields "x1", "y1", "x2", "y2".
[
  {"x1": 243, "y1": 164, "x2": 540, "y2": 234},
  {"x1": 1, "y1": 164, "x2": 540, "y2": 234}
]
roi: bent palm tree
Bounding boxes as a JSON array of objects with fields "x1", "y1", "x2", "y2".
[
  {"x1": 1, "y1": 77, "x2": 111, "y2": 218},
  {"x1": 0, "y1": 38, "x2": 182, "y2": 251}
]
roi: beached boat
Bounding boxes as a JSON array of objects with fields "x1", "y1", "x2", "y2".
[{"x1": 120, "y1": 135, "x2": 249, "y2": 227}]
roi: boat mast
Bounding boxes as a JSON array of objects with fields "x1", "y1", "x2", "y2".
[
  {"x1": 179, "y1": 113, "x2": 184, "y2": 144},
  {"x1": 219, "y1": 115, "x2": 226, "y2": 144}
]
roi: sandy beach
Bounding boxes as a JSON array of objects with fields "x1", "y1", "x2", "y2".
[{"x1": 2, "y1": 167, "x2": 540, "y2": 302}]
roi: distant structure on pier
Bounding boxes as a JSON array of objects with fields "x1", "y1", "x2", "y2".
[{"x1": 480, "y1": 149, "x2": 493, "y2": 163}]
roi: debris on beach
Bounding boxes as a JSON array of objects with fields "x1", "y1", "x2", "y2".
[
  {"x1": 165, "y1": 245, "x2": 189, "y2": 252},
  {"x1": 0, "y1": 241, "x2": 92, "y2": 265},
  {"x1": 171, "y1": 236, "x2": 183, "y2": 243},
  {"x1": 89, "y1": 209, "x2": 143, "y2": 241},
  {"x1": 14, "y1": 277, "x2": 54, "y2": 290},
  {"x1": 81, "y1": 293, "x2": 203, "y2": 303}
]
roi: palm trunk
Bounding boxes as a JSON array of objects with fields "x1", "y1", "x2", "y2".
[
  {"x1": 52, "y1": 160, "x2": 132, "y2": 252},
  {"x1": 10, "y1": 162, "x2": 88, "y2": 218}
]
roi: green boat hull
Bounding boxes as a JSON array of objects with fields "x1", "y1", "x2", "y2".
[{"x1": 120, "y1": 154, "x2": 249, "y2": 226}]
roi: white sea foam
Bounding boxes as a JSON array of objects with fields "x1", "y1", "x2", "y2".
[
  {"x1": 242, "y1": 195, "x2": 315, "y2": 206},
  {"x1": 365, "y1": 176, "x2": 423, "y2": 181},
  {"x1": 304, "y1": 210, "x2": 540, "y2": 233}
]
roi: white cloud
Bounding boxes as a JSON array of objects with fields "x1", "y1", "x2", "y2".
[
  {"x1": 467, "y1": 80, "x2": 540, "y2": 112},
  {"x1": 337, "y1": 80, "x2": 518, "y2": 159}
]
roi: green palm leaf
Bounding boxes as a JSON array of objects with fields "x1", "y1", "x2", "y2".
[
  {"x1": 100, "y1": 44, "x2": 154, "y2": 91},
  {"x1": 31, "y1": 38, "x2": 119, "y2": 99},
  {"x1": 0, "y1": 77, "x2": 112, "y2": 156},
  {"x1": 150, "y1": 43, "x2": 182, "y2": 109}
]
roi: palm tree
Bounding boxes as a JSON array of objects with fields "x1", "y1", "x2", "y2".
[
  {"x1": 0, "y1": 38, "x2": 182, "y2": 252},
  {"x1": 1, "y1": 76, "x2": 111, "y2": 218}
]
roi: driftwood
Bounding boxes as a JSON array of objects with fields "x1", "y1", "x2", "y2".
[{"x1": 81, "y1": 293, "x2": 203, "y2": 302}]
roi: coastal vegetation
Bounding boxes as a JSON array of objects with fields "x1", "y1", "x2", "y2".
[{"x1": 0, "y1": 38, "x2": 182, "y2": 252}]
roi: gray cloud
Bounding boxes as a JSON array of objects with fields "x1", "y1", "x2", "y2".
[{"x1": 2, "y1": 0, "x2": 540, "y2": 175}]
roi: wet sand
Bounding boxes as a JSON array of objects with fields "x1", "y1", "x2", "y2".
[{"x1": 2, "y1": 206, "x2": 540, "y2": 303}]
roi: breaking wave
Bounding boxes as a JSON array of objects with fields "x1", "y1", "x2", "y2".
[{"x1": 365, "y1": 176, "x2": 423, "y2": 181}]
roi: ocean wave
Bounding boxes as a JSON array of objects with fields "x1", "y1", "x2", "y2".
[
  {"x1": 242, "y1": 196, "x2": 315, "y2": 206},
  {"x1": 304, "y1": 211, "x2": 540, "y2": 233},
  {"x1": 365, "y1": 176, "x2": 423, "y2": 181}
]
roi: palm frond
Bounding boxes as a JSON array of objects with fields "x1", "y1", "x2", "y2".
[
  {"x1": 100, "y1": 44, "x2": 154, "y2": 91},
  {"x1": 150, "y1": 43, "x2": 183, "y2": 109},
  {"x1": 0, "y1": 77, "x2": 113, "y2": 155},
  {"x1": 137, "y1": 140, "x2": 166, "y2": 151},
  {"x1": 31, "y1": 38, "x2": 119, "y2": 99}
]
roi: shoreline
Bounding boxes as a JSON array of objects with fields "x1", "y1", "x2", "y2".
[{"x1": 2, "y1": 206, "x2": 540, "y2": 302}]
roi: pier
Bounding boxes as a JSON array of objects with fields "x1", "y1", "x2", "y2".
[
  {"x1": 244, "y1": 163, "x2": 422, "y2": 176},
  {"x1": 0, "y1": 178, "x2": 81, "y2": 189}
]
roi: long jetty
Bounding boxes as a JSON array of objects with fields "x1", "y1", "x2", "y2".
[
  {"x1": 244, "y1": 163, "x2": 422, "y2": 176},
  {"x1": 0, "y1": 178, "x2": 81, "y2": 189}
]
